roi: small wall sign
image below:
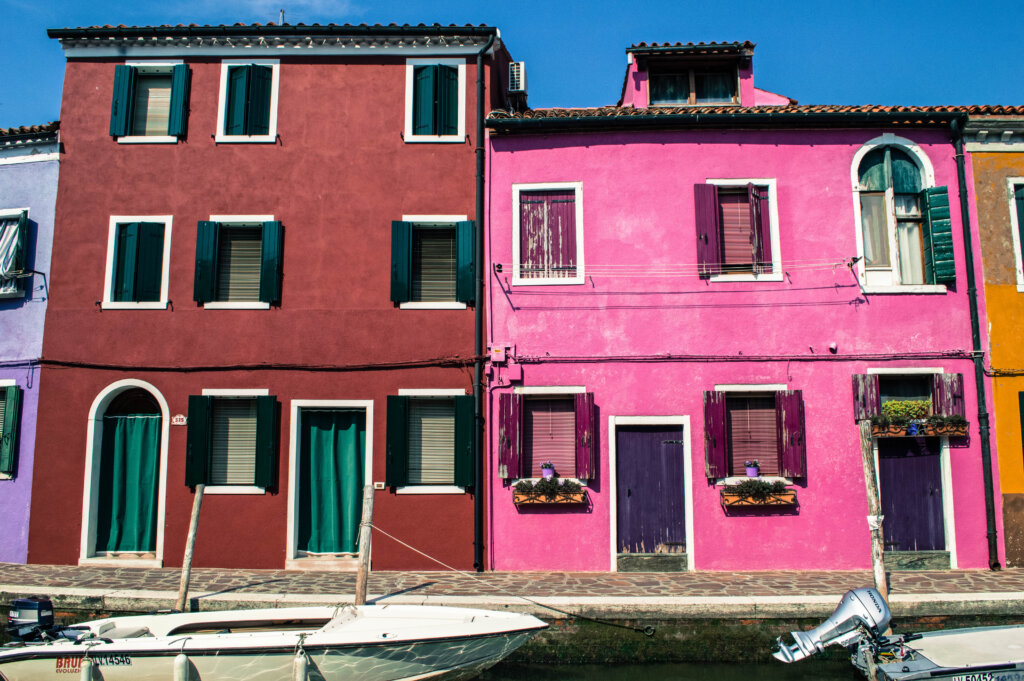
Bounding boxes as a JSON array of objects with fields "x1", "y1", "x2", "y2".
[{"x1": 172, "y1": 414, "x2": 187, "y2": 426}]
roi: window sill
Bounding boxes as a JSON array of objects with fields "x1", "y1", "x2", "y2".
[
  {"x1": 396, "y1": 485, "x2": 466, "y2": 495},
  {"x1": 709, "y1": 272, "x2": 784, "y2": 283},
  {"x1": 117, "y1": 136, "x2": 178, "y2": 144},
  {"x1": 78, "y1": 556, "x2": 162, "y2": 568},
  {"x1": 399, "y1": 302, "x2": 467, "y2": 310},
  {"x1": 1017, "y1": 284, "x2": 1024, "y2": 293},
  {"x1": 215, "y1": 134, "x2": 277, "y2": 144},
  {"x1": 514, "y1": 477, "x2": 588, "y2": 487},
  {"x1": 202, "y1": 301, "x2": 271, "y2": 310},
  {"x1": 102, "y1": 301, "x2": 169, "y2": 310},
  {"x1": 204, "y1": 485, "x2": 265, "y2": 495},
  {"x1": 511, "y1": 276, "x2": 586, "y2": 287},
  {"x1": 0, "y1": 291, "x2": 26, "y2": 300},
  {"x1": 716, "y1": 475, "x2": 792, "y2": 486},
  {"x1": 404, "y1": 134, "x2": 465, "y2": 144},
  {"x1": 285, "y1": 555, "x2": 358, "y2": 571},
  {"x1": 0, "y1": 473, "x2": 11, "y2": 480},
  {"x1": 861, "y1": 285, "x2": 948, "y2": 294}
]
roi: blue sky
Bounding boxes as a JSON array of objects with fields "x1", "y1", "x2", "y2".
[{"x1": 2, "y1": 0, "x2": 1021, "y2": 129}]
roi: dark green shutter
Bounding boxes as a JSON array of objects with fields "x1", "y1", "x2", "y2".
[
  {"x1": 259, "y1": 221, "x2": 283, "y2": 304},
  {"x1": 225, "y1": 65, "x2": 250, "y2": 136},
  {"x1": 437, "y1": 65, "x2": 459, "y2": 136},
  {"x1": 455, "y1": 220, "x2": 475, "y2": 303},
  {"x1": 109, "y1": 65, "x2": 136, "y2": 138},
  {"x1": 168, "y1": 64, "x2": 191, "y2": 138},
  {"x1": 185, "y1": 395, "x2": 212, "y2": 487},
  {"x1": 412, "y1": 65, "x2": 436, "y2": 135},
  {"x1": 390, "y1": 221, "x2": 412, "y2": 304},
  {"x1": 254, "y1": 395, "x2": 277, "y2": 489},
  {"x1": 12, "y1": 211, "x2": 28, "y2": 293},
  {"x1": 113, "y1": 223, "x2": 140, "y2": 302},
  {"x1": 193, "y1": 221, "x2": 219, "y2": 303},
  {"x1": 922, "y1": 186, "x2": 955, "y2": 286},
  {"x1": 0, "y1": 385, "x2": 22, "y2": 476},
  {"x1": 453, "y1": 394, "x2": 475, "y2": 488},
  {"x1": 386, "y1": 396, "x2": 409, "y2": 487},
  {"x1": 135, "y1": 222, "x2": 165, "y2": 302},
  {"x1": 248, "y1": 65, "x2": 273, "y2": 136}
]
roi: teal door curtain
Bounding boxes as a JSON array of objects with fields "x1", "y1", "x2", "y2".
[
  {"x1": 298, "y1": 410, "x2": 366, "y2": 554},
  {"x1": 95, "y1": 415, "x2": 161, "y2": 553}
]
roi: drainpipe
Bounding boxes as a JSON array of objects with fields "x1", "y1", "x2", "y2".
[
  {"x1": 473, "y1": 33, "x2": 495, "y2": 572},
  {"x1": 951, "y1": 116, "x2": 1000, "y2": 570}
]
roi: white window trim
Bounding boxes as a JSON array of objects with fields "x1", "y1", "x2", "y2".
[
  {"x1": 1007, "y1": 177, "x2": 1024, "y2": 292},
  {"x1": 399, "y1": 214, "x2": 468, "y2": 310},
  {"x1": 286, "y1": 399, "x2": 373, "y2": 568},
  {"x1": 0, "y1": 208, "x2": 29, "y2": 300},
  {"x1": 0, "y1": 379, "x2": 13, "y2": 479},
  {"x1": 202, "y1": 214, "x2": 274, "y2": 309},
  {"x1": 705, "y1": 178, "x2": 783, "y2": 282},
  {"x1": 866, "y1": 367, "x2": 943, "y2": 375},
  {"x1": 512, "y1": 182, "x2": 585, "y2": 286},
  {"x1": 102, "y1": 215, "x2": 173, "y2": 309},
  {"x1": 396, "y1": 388, "x2": 466, "y2": 494},
  {"x1": 215, "y1": 59, "x2": 280, "y2": 144},
  {"x1": 608, "y1": 415, "x2": 693, "y2": 572},
  {"x1": 850, "y1": 134, "x2": 944, "y2": 292},
  {"x1": 79, "y1": 379, "x2": 170, "y2": 567},
  {"x1": 403, "y1": 58, "x2": 466, "y2": 143},
  {"x1": 117, "y1": 60, "x2": 183, "y2": 145},
  {"x1": 200, "y1": 387, "x2": 270, "y2": 495},
  {"x1": 510, "y1": 385, "x2": 588, "y2": 484}
]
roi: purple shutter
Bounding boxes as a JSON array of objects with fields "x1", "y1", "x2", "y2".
[
  {"x1": 933, "y1": 373, "x2": 965, "y2": 418},
  {"x1": 574, "y1": 392, "x2": 596, "y2": 480},
  {"x1": 519, "y1": 193, "x2": 545, "y2": 279},
  {"x1": 748, "y1": 183, "x2": 772, "y2": 273},
  {"x1": 520, "y1": 190, "x2": 576, "y2": 279},
  {"x1": 694, "y1": 184, "x2": 721, "y2": 279},
  {"x1": 852, "y1": 374, "x2": 880, "y2": 421},
  {"x1": 548, "y1": 192, "x2": 577, "y2": 278},
  {"x1": 703, "y1": 391, "x2": 727, "y2": 478},
  {"x1": 497, "y1": 392, "x2": 523, "y2": 479},
  {"x1": 776, "y1": 390, "x2": 807, "y2": 478}
]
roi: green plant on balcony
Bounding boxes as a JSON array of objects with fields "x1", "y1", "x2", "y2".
[
  {"x1": 871, "y1": 399, "x2": 931, "y2": 427},
  {"x1": 723, "y1": 478, "x2": 788, "y2": 502},
  {"x1": 514, "y1": 476, "x2": 583, "y2": 500}
]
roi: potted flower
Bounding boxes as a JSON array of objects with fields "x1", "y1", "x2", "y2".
[
  {"x1": 540, "y1": 461, "x2": 555, "y2": 480},
  {"x1": 870, "y1": 400, "x2": 969, "y2": 437},
  {"x1": 744, "y1": 460, "x2": 760, "y2": 477},
  {"x1": 513, "y1": 475, "x2": 587, "y2": 505}
]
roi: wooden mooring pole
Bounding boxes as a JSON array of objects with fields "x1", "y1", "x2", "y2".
[
  {"x1": 176, "y1": 483, "x2": 205, "y2": 612},
  {"x1": 858, "y1": 420, "x2": 888, "y2": 602},
  {"x1": 354, "y1": 485, "x2": 374, "y2": 606}
]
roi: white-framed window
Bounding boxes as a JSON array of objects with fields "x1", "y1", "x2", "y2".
[
  {"x1": 1007, "y1": 177, "x2": 1024, "y2": 292},
  {"x1": 113, "y1": 61, "x2": 186, "y2": 144},
  {"x1": 0, "y1": 208, "x2": 29, "y2": 299},
  {"x1": 195, "y1": 214, "x2": 282, "y2": 309},
  {"x1": 215, "y1": 59, "x2": 280, "y2": 143},
  {"x1": 187, "y1": 388, "x2": 276, "y2": 495},
  {"x1": 404, "y1": 58, "x2": 466, "y2": 143},
  {"x1": 393, "y1": 214, "x2": 471, "y2": 309},
  {"x1": 102, "y1": 215, "x2": 172, "y2": 309},
  {"x1": 387, "y1": 388, "x2": 471, "y2": 494},
  {"x1": 512, "y1": 182, "x2": 585, "y2": 285},
  {"x1": 851, "y1": 135, "x2": 951, "y2": 293},
  {"x1": 696, "y1": 178, "x2": 782, "y2": 281}
]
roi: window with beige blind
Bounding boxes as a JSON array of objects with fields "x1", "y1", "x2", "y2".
[
  {"x1": 109, "y1": 63, "x2": 190, "y2": 141},
  {"x1": 185, "y1": 394, "x2": 278, "y2": 490},
  {"x1": 390, "y1": 220, "x2": 474, "y2": 306},
  {"x1": 193, "y1": 219, "x2": 283, "y2": 307},
  {"x1": 385, "y1": 394, "x2": 474, "y2": 490}
]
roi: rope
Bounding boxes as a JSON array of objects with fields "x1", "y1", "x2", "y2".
[{"x1": 368, "y1": 522, "x2": 655, "y2": 637}]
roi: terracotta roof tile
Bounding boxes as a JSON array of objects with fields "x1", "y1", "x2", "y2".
[
  {"x1": 489, "y1": 104, "x2": 1024, "y2": 121},
  {"x1": 629, "y1": 40, "x2": 756, "y2": 50},
  {"x1": 0, "y1": 122, "x2": 60, "y2": 138}
]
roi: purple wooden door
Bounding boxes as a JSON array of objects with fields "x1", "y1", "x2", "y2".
[
  {"x1": 616, "y1": 425, "x2": 686, "y2": 554},
  {"x1": 879, "y1": 438, "x2": 945, "y2": 551}
]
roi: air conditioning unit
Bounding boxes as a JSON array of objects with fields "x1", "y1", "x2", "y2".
[{"x1": 508, "y1": 62, "x2": 527, "y2": 94}]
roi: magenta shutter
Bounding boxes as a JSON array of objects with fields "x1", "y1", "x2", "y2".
[
  {"x1": 497, "y1": 392, "x2": 523, "y2": 479},
  {"x1": 703, "y1": 391, "x2": 727, "y2": 478},
  {"x1": 932, "y1": 373, "x2": 965, "y2": 418},
  {"x1": 776, "y1": 390, "x2": 807, "y2": 478},
  {"x1": 852, "y1": 374, "x2": 880, "y2": 421},
  {"x1": 694, "y1": 184, "x2": 721, "y2": 278},
  {"x1": 748, "y1": 183, "x2": 773, "y2": 273},
  {"x1": 574, "y1": 392, "x2": 596, "y2": 480},
  {"x1": 519, "y1": 190, "x2": 576, "y2": 279}
]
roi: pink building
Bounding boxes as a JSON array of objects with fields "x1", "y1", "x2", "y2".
[{"x1": 484, "y1": 42, "x2": 1001, "y2": 572}]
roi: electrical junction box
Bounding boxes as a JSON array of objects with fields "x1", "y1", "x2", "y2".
[{"x1": 489, "y1": 344, "x2": 508, "y2": 364}]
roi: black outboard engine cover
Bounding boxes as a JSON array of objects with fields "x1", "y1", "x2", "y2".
[{"x1": 7, "y1": 597, "x2": 54, "y2": 642}]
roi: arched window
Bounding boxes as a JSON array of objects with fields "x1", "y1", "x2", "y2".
[{"x1": 852, "y1": 139, "x2": 956, "y2": 290}]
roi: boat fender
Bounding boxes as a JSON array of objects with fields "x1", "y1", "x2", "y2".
[
  {"x1": 292, "y1": 650, "x2": 308, "y2": 681},
  {"x1": 174, "y1": 652, "x2": 190, "y2": 681},
  {"x1": 79, "y1": 657, "x2": 93, "y2": 681}
]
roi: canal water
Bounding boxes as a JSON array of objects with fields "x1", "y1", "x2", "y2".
[{"x1": 481, "y1": 660, "x2": 860, "y2": 681}]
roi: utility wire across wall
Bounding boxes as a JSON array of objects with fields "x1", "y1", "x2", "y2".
[{"x1": 497, "y1": 257, "x2": 855, "y2": 280}]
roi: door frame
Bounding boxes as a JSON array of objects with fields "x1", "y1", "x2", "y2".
[
  {"x1": 608, "y1": 415, "x2": 693, "y2": 572},
  {"x1": 286, "y1": 399, "x2": 373, "y2": 570}
]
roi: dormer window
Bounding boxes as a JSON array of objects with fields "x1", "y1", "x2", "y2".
[{"x1": 650, "y1": 66, "x2": 738, "y2": 106}]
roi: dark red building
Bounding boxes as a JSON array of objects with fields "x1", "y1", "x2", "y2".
[{"x1": 31, "y1": 24, "x2": 516, "y2": 570}]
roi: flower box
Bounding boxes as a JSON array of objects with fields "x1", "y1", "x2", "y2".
[
  {"x1": 513, "y1": 490, "x2": 588, "y2": 506},
  {"x1": 871, "y1": 422, "x2": 969, "y2": 438},
  {"x1": 720, "y1": 489, "x2": 798, "y2": 508}
]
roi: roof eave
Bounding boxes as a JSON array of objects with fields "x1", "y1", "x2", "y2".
[{"x1": 46, "y1": 24, "x2": 499, "y2": 41}]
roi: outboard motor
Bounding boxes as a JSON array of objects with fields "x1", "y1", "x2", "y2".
[
  {"x1": 773, "y1": 587, "x2": 891, "y2": 663},
  {"x1": 7, "y1": 597, "x2": 55, "y2": 642}
]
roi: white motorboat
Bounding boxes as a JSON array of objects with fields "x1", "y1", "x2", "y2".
[
  {"x1": 772, "y1": 587, "x2": 1024, "y2": 681},
  {"x1": 1, "y1": 598, "x2": 547, "y2": 681}
]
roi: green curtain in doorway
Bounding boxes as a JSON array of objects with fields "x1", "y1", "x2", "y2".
[
  {"x1": 95, "y1": 415, "x2": 160, "y2": 553},
  {"x1": 298, "y1": 410, "x2": 365, "y2": 554}
]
